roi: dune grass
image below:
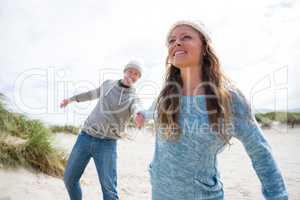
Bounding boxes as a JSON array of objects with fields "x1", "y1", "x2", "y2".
[
  {"x1": 49, "y1": 124, "x2": 79, "y2": 135},
  {"x1": 255, "y1": 112, "x2": 300, "y2": 128},
  {"x1": 255, "y1": 113, "x2": 273, "y2": 128},
  {"x1": 0, "y1": 93, "x2": 67, "y2": 178}
]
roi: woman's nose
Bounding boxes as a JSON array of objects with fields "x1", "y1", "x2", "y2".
[{"x1": 175, "y1": 38, "x2": 182, "y2": 46}]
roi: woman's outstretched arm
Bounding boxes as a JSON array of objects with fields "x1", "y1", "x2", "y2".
[{"x1": 230, "y1": 90, "x2": 288, "y2": 200}]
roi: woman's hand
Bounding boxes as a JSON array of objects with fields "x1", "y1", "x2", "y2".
[{"x1": 60, "y1": 99, "x2": 73, "y2": 108}]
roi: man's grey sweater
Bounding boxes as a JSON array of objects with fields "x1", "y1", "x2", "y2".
[{"x1": 69, "y1": 79, "x2": 143, "y2": 140}]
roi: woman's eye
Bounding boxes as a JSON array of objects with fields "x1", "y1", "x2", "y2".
[
  {"x1": 182, "y1": 35, "x2": 192, "y2": 40},
  {"x1": 168, "y1": 39, "x2": 175, "y2": 44}
]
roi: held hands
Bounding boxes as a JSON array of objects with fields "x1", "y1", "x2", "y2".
[
  {"x1": 135, "y1": 112, "x2": 145, "y2": 129},
  {"x1": 60, "y1": 99, "x2": 73, "y2": 108}
]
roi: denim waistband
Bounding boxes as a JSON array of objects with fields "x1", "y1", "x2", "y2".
[{"x1": 80, "y1": 130, "x2": 117, "y2": 142}]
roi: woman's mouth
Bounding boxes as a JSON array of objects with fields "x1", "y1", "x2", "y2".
[{"x1": 174, "y1": 50, "x2": 187, "y2": 57}]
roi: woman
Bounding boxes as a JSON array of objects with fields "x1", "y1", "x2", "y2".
[{"x1": 148, "y1": 20, "x2": 288, "y2": 200}]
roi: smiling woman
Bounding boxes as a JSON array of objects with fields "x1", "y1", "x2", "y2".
[
  {"x1": 167, "y1": 21, "x2": 210, "y2": 70},
  {"x1": 148, "y1": 20, "x2": 289, "y2": 200}
]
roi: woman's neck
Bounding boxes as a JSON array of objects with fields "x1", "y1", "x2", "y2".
[{"x1": 180, "y1": 66, "x2": 204, "y2": 96}]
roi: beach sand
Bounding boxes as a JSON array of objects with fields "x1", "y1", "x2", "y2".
[{"x1": 0, "y1": 127, "x2": 299, "y2": 200}]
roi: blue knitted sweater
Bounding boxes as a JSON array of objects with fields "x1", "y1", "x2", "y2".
[{"x1": 147, "y1": 90, "x2": 288, "y2": 200}]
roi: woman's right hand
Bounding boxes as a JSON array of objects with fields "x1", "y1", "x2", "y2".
[{"x1": 60, "y1": 99, "x2": 72, "y2": 108}]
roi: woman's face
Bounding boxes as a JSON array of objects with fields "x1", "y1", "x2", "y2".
[{"x1": 167, "y1": 25, "x2": 204, "y2": 69}]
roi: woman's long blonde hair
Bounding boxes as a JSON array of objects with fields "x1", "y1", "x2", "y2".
[{"x1": 156, "y1": 28, "x2": 233, "y2": 143}]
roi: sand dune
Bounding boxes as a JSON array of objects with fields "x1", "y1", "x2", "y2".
[{"x1": 0, "y1": 127, "x2": 299, "y2": 200}]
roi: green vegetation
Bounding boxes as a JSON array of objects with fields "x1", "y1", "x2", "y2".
[
  {"x1": 255, "y1": 112, "x2": 300, "y2": 128},
  {"x1": 255, "y1": 113, "x2": 272, "y2": 128},
  {"x1": 0, "y1": 93, "x2": 67, "y2": 178},
  {"x1": 49, "y1": 125, "x2": 79, "y2": 135}
]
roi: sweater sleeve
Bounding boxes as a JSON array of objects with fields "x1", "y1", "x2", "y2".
[
  {"x1": 143, "y1": 100, "x2": 157, "y2": 122},
  {"x1": 230, "y1": 90, "x2": 288, "y2": 200},
  {"x1": 68, "y1": 80, "x2": 110, "y2": 102},
  {"x1": 69, "y1": 87, "x2": 100, "y2": 102}
]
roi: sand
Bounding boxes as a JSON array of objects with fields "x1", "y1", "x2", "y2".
[{"x1": 0, "y1": 127, "x2": 299, "y2": 200}]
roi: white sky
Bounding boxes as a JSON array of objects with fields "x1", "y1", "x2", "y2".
[{"x1": 0, "y1": 0, "x2": 299, "y2": 126}]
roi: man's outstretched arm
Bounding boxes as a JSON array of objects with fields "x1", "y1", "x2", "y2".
[{"x1": 60, "y1": 86, "x2": 101, "y2": 108}]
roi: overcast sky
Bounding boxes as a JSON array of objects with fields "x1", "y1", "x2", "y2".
[{"x1": 0, "y1": 0, "x2": 299, "y2": 126}]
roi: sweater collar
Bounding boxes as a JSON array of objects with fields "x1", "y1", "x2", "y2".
[
  {"x1": 112, "y1": 80, "x2": 135, "y2": 93},
  {"x1": 118, "y1": 79, "x2": 131, "y2": 88}
]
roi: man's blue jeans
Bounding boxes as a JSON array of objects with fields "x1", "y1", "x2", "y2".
[{"x1": 64, "y1": 131, "x2": 119, "y2": 200}]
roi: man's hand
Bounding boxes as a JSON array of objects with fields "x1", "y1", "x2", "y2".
[
  {"x1": 134, "y1": 112, "x2": 145, "y2": 129},
  {"x1": 60, "y1": 99, "x2": 73, "y2": 108}
]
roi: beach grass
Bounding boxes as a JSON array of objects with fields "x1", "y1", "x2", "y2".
[
  {"x1": 255, "y1": 112, "x2": 300, "y2": 128},
  {"x1": 49, "y1": 125, "x2": 79, "y2": 135},
  {"x1": 0, "y1": 93, "x2": 67, "y2": 178}
]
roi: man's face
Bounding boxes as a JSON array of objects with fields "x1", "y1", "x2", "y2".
[{"x1": 123, "y1": 68, "x2": 141, "y2": 85}]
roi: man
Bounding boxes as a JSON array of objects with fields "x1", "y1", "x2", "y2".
[{"x1": 60, "y1": 60, "x2": 145, "y2": 200}]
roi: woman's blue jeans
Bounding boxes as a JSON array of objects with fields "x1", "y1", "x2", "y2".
[{"x1": 64, "y1": 131, "x2": 119, "y2": 200}]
